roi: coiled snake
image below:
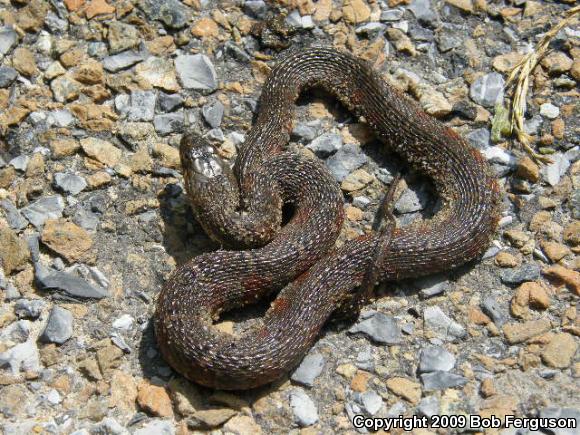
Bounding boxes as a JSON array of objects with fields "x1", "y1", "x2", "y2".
[{"x1": 154, "y1": 47, "x2": 500, "y2": 390}]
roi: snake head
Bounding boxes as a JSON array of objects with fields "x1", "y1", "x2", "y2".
[{"x1": 180, "y1": 133, "x2": 228, "y2": 182}]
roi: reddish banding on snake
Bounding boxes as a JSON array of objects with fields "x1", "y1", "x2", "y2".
[{"x1": 154, "y1": 47, "x2": 501, "y2": 390}]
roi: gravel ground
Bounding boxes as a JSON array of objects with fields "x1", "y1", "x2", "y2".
[{"x1": 0, "y1": 0, "x2": 579, "y2": 434}]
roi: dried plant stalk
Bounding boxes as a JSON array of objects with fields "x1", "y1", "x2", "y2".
[{"x1": 505, "y1": 5, "x2": 579, "y2": 164}]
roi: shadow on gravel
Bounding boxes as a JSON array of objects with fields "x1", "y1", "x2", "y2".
[{"x1": 158, "y1": 182, "x2": 218, "y2": 266}]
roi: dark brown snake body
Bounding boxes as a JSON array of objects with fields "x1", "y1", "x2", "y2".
[{"x1": 154, "y1": 48, "x2": 501, "y2": 390}]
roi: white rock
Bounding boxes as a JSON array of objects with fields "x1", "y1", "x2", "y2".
[
  {"x1": 112, "y1": 314, "x2": 134, "y2": 331},
  {"x1": 540, "y1": 103, "x2": 560, "y2": 119}
]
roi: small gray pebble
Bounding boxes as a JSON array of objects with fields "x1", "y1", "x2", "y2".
[
  {"x1": 418, "y1": 345, "x2": 456, "y2": 373},
  {"x1": 54, "y1": 173, "x2": 87, "y2": 195},
  {"x1": 349, "y1": 311, "x2": 402, "y2": 345},
  {"x1": 290, "y1": 389, "x2": 319, "y2": 427},
  {"x1": 40, "y1": 306, "x2": 73, "y2": 344},
  {"x1": 420, "y1": 371, "x2": 467, "y2": 391},
  {"x1": 291, "y1": 353, "x2": 325, "y2": 387},
  {"x1": 500, "y1": 263, "x2": 540, "y2": 285}
]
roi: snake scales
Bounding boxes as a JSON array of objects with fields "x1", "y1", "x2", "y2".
[{"x1": 154, "y1": 47, "x2": 501, "y2": 390}]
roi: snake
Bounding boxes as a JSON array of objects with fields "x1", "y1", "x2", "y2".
[{"x1": 154, "y1": 47, "x2": 501, "y2": 390}]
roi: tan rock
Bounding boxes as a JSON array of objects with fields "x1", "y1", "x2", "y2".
[
  {"x1": 168, "y1": 377, "x2": 204, "y2": 417},
  {"x1": 12, "y1": 47, "x2": 38, "y2": 77},
  {"x1": 510, "y1": 283, "x2": 530, "y2": 318},
  {"x1": 336, "y1": 363, "x2": 357, "y2": 379},
  {"x1": 313, "y1": 0, "x2": 332, "y2": 21},
  {"x1": 515, "y1": 156, "x2": 539, "y2": 183},
  {"x1": 341, "y1": 169, "x2": 374, "y2": 192},
  {"x1": 96, "y1": 344, "x2": 124, "y2": 374},
  {"x1": 135, "y1": 57, "x2": 179, "y2": 92},
  {"x1": 78, "y1": 357, "x2": 102, "y2": 380},
  {"x1": 503, "y1": 229, "x2": 530, "y2": 248},
  {"x1": 25, "y1": 153, "x2": 45, "y2": 178},
  {"x1": 345, "y1": 205, "x2": 363, "y2": 221},
  {"x1": 573, "y1": 362, "x2": 580, "y2": 378},
  {"x1": 0, "y1": 384, "x2": 32, "y2": 418},
  {"x1": 541, "y1": 333, "x2": 577, "y2": 368},
  {"x1": 308, "y1": 101, "x2": 332, "y2": 118},
  {"x1": 541, "y1": 51, "x2": 573, "y2": 74},
  {"x1": 125, "y1": 198, "x2": 159, "y2": 215},
  {"x1": 479, "y1": 395, "x2": 518, "y2": 420},
  {"x1": 538, "y1": 196, "x2": 557, "y2": 210},
  {"x1": 0, "y1": 167, "x2": 17, "y2": 189},
  {"x1": 137, "y1": 381, "x2": 174, "y2": 418},
  {"x1": 41, "y1": 219, "x2": 93, "y2": 263},
  {"x1": 386, "y1": 377, "x2": 421, "y2": 404},
  {"x1": 107, "y1": 21, "x2": 140, "y2": 54},
  {"x1": 60, "y1": 48, "x2": 86, "y2": 69},
  {"x1": 192, "y1": 408, "x2": 237, "y2": 428},
  {"x1": 529, "y1": 211, "x2": 551, "y2": 233},
  {"x1": 563, "y1": 221, "x2": 580, "y2": 246},
  {"x1": 82, "y1": 84, "x2": 111, "y2": 103},
  {"x1": 115, "y1": 163, "x2": 132, "y2": 178},
  {"x1": 87, "y1": 171, "x2": 111, "y2": 188},
  {"x1": 528, "y1": 283, "x2": 550, "y2": 310},
  {"x1": 84, "y1": 0, "x2": 115, "y2": 19},
  {"x1": 0, "y1": 311, "x2": 17, "y2": 329},
  {"x1": 446, "y1": 0, "x2": 473, "y2": 13},
  {"x1": 415, "y1": 84, "x2": 452, "y2": 117},
  {"x1": 480, "y1": 378, "x2": 496, "y2": 397},
  {"x1": 468, "y1": 307, "x2": 491, "y2": 325},
  {"x1": 64, "y1": 0, "x2": 85, "y2": 11},
  {"x1": 16, "y1": 0, "x2": 48, "y2": 32},
  {"x1": 492, "y1": 52, "x2": 523, "y2": 73},
  {"x1": 129, "y1": 147, "x2": 153, "y2": 174},
  {"x1": 69, "y1": 103, "x2": 117, "y2": 131},
  {"x1": 191, "y1": 17, "x2": 219, "y2": 38},
  {"x1": 152, "y1": 143, "x2": 180, "y2": 168},
  {"x1": 209, "y1": 391, "x2": 249, "y2": 411},
  {"x1": 342, "y1": 0, "x2": 371, "y2": 24},
  {"x1": 223, "y1": 415, "x2": 263, "y2": 435},
  {"x1": 81, "y1": 137, "x2": 122, "y2": 167},
  {"x1": 74, "y1": 60, "x2": 104, "y2": 85},
  {"x1": 0, "y1": 90, "x2": 9, "y2": 109},
  {"x1": 344, "y1": 123, "x2": 374, "y2": 145},
  {"x1": 551, "y1": 118, "x2": 565, "y2": 139},
  {"x1": 0, "y1": 225, "x2": 30, "y2": 275},
  {"x1": 351, "y1": 370, "x2": 371, "y2": 392},
  {"x1": 571, "y1": 60, "x2": 580, "y2": 81},
  {"x1": 0, "y1": 106, "x2": 31, "y2": 129},
  {"x1": 500, "y1": 7, "x2": 521, "y2": 20},
  {"x1": 39, "y1": 344, "x2": 59, "y2": 367},
  {"x1": 520, "y1": 352, "x2": 542, "y2": 371},
  {"x1": 50, "y1": 138, "x2": 80, "y2": 158},
  {"x1": 495, "y1": 251, "x2": 520, "y2": 268},
  {"x1": 211, "y1": 10, "x2": 231, "y2": 30},
  {"x1": 145, "y1": 36, "x2": 176, "y2": 56},
  {"x1": 540, "y1": 240, "x2": 570, "y2": 262},
  {"x1": 542, "y1": 265, "x2": 580, "y2": 295},
  {"x1": 386, "y1": 28, "x2": 416, "y2": 56},
  {"x1": 503, "y1": 318, "x2": 551, "y2": 344},
  {"x1": 523, "y1": 0, "x2": 542, "y2": 17},
  {"x1": 109, "y1": 370, "x2": 137, "y2": 412}
]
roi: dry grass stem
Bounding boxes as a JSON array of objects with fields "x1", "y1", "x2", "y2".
[{"x1": 505, "y1": 5, "x2": 579, "y2": 164}]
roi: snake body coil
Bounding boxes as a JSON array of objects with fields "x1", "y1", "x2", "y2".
[{"x1": 155, "y1": 48, "x2": 500, "y2": 390}]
